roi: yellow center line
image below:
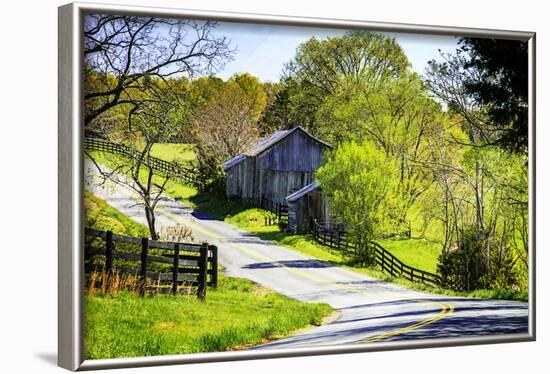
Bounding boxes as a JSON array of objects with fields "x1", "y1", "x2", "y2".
[
  {"x1": 105, "y1": 182, "x2": 454, "y2": 343},
  {"x1": 363, "y1": 301, "x2": 454, "y2": 343}
]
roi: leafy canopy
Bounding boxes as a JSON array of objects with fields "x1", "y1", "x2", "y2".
[{"x1": 316, "y1": 141, "x2": 399, "y2": 260}]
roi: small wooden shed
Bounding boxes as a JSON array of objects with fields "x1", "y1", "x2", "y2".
[
  {"x1": 286, "y1": 182, "x2": 329, "y2": 233},
  {"x1": 221, "y1": 127, "x2": 331, "y2": 205}
]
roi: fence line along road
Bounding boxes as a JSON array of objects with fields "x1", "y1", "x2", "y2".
[
  {"x1": 85, "y1": 227, "x2": 218, "y2": 300},
  {"x1": 84, "y1": 137, "x2": 197, "y2": 185},
  {"x1": 311, "y1": 220, "x2": 442, "y2": 287},
  {"x1": 260, "y1": 194, "x2": 288, "y2": 224}
]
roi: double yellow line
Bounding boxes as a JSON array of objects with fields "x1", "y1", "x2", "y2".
[
  {"x1": 363, "y1": 301, "x2": 454, "y2": 343},
  {"x1": 98, "y1": 180, "x2": 454, "y2": 343}
]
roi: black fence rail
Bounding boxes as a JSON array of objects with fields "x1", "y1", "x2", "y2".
[
  {"x1": 84, "y1": 227, "x2": 218, "y2": 300},
  {"x1": 311, "y1": 220, "x2": 442, "y2": 287},
  {"x1": 312, "y1": 220, "x2": 353, "y2": 253},
  {"x1": 84, "y1": 137, "x2": 197, "y2": 185},
  {"x1": 372, "y1": 242, "x2": 442, "y2": 287},
  {"x1": 260, "y1": 195, "x2": 288, "y2": 224}
]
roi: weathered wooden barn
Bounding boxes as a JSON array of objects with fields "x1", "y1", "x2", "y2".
[
  {"x1": 286, "y1": 182, "x2": 329, "y2": 233},
  {"x1": 221, "y1": 127, "x2": 332, "y2": 206}
]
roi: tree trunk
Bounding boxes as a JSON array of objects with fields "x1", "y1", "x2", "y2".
[{"x1": 145, "y1": 205, "x2": 159, "y2": 240}]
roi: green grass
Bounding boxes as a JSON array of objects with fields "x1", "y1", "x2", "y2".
[
  {"x1": 222, "y1": 208, "x2": 528, "y2": 302},
  {"x1": 376, "y1": 238, "x2": 442, "y2": 274},
  {"x1": 86, "y1": 150, "x2": 199, "y2": 204},
  {"x1": 85, "y1": 275, "x2": 332, "y2": 359},
  {"x1": 189, "y1": 191, "x2": 256, "y2": 220},
  {"x1": 150, "y1": 143, "x2": 196, "y2": 164},
  {"x1": 85, "y1": 191, "x2": 149, "y2": 237}
]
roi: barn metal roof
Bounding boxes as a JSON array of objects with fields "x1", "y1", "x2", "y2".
[
  {"x1": 243, "y1": 129, "x2": 291, "y2": 156},
  {"x1": 220, "y1": 127, "x2": 332, "y2": 171},
  {"x1": 220, "y1": 154, "x2": 246, "y2": 171},
  {"x1": 286, "y1": 182, "x2": 320, "y2": 203},
  {"x1": 244, "y1": 126, "x2": 332, "y2": 157}
]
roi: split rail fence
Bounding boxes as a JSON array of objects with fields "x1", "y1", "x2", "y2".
[
  {"x1": 260, "y1": 195, "x2": 288, "y2": 225},
  {"x1": 84, "y1": 137, "x2": 197, "y2": 185},
  {"x1": 312, "y1": 220, "x2": 442, "y2": 287},
  {"x1": 85, "y1": 227, "x2": 218, "y2": 300}
]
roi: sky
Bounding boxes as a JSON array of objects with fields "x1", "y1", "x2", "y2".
[{"x1": 210, "y1": 21, "x2": 461, "y2": 82}]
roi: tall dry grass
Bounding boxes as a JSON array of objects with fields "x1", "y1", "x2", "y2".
[
  {"x1": 87, "y1": 270, "x2": 142, "y2": 296},
  {"x1": 159, "y1": 224, "x2": 194, "y2": 243},
  {"x1": 86, "y1": 270, "x2": 197, "y2": 296}
]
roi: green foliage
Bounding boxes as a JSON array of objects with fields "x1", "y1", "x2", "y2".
[
  {"x1": 280, "y1": 31, "x2": 410, "y2": 133},
  {"x1": 84, "y1": 275, "x2": 332, "y2": 358},
  {"x1": 460, "y1": 38, "x2": 528, "y2": 153},
  {"x1": 316, "y1": 141, "x2": 399, "y2": 263},
  {"x1": 438, "y1": 226, "x2": 489, "y2": 291}
]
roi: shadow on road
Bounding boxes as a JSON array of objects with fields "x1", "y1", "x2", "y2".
[
  {"x1": 191, "y1": 210, "x2": 217, "y2": 221},
  {"x1": 243, "y1": 259, "x2": 335, "y2": 269},
  {"x1": 258, "y1": 297, "x2": 528, "y2": 349}
]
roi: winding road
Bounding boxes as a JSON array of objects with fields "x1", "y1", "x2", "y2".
[{"x1": 85, "y1": 160, "x2": 529, "y2": 349}]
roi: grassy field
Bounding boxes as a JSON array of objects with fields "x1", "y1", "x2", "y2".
[
  {"x1": 150, "y1": 143, "x2": 196, "y2": 164},
  {"x1": 85, "y1": 191, "x2": 149, "y2": 237},
  {"x1": 85, "y1": 275, "x2": 332, "y2": 359},
  {"x1": 376, "y1": 238, "x2": 441, "y2": 273},
  {"x1": 86, "y1": 150, "x2": 198, "y2": 204}
]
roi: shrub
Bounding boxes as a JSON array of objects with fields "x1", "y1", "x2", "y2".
[{"x1": 438, "y1": 226, "x2": 488, "y2": 291}]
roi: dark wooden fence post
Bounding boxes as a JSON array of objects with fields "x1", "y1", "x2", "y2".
[
  {"x1": 197, "y1": 243, "x2": 208, "y2": 301},
  {"x1": 105, "y1": 231, "x2": 113, "y2": 275},
  {"x1": 312, "y1": 220, "x2": 317, "y2": 240},
  {"x1": 140, "y1": 238, "x2": 149, "y2": 296},
  {"x1": 172, "y1": 243, "x2": 180, "y2": 296},
  {"x1": 209, "y1": 245, "x2": 218, "y2": 288},
  {"x1": 390, "y1": 256, "x2": 395, "y2": 277}
]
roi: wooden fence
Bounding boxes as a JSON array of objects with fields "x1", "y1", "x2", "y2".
[
  {"x1": 260, "y1": 195, "x2": 288, "y2": 224},
  {"x1": 85, "y1": 227, "x2": 218, "y2": 300},
  {"x1": 312, "y1": 220, "x2": 442, "y2": 287},
  {"x1": 84, "y1": 137, "x2": 197, "y2": 185}
]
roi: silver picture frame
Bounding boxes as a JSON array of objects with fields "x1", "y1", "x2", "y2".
[{"x1": 58, "y1": 2, "x2": 536, "y2": 370}]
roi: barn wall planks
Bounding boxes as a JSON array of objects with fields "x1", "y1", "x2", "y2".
[
  {"x1": 288, "y1": 188, "x2": 328, "y2": 232},
  {"x1": 224, "y1": 128, "x2": 330, "y2": 205}
]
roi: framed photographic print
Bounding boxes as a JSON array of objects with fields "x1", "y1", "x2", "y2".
[{"x1": 58, "y1": 2, "x2": 536, "y2": 370}]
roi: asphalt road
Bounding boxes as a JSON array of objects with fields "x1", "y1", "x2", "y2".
[{"x1": 84, "y1": 161, "x2": 529, "y2": 349}]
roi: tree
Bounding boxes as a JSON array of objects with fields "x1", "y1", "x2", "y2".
[
  {"x1": 426, "y1": 38, "x2": 528, "y2": 153},
  {"x1": 279, "y1": 31, "x2": 410, "y2": 133},
  {"x1": 87, "y1": 77, "x2": 182, "y2": 239},
  {"x1": 83, "y1": 14, "x2": 234, "y2": 126},
  {"x1": 316, "y1": 141, "x2": 399, "y2": 263},
  {"x1": 191, "y1": 74, "x2": 267, "y2": 187},
  {"x1": 415, "y1": 120, "x2": 527, "y2": 290}
]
